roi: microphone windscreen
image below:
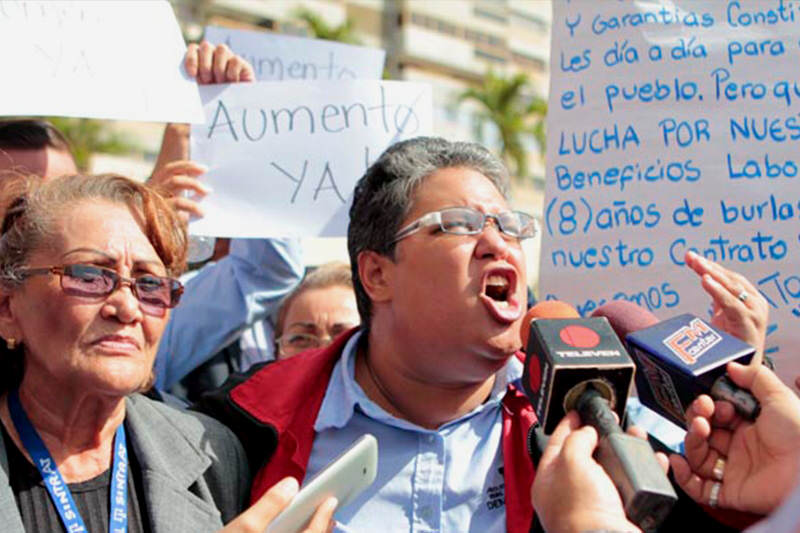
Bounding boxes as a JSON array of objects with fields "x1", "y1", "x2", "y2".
[
  {"x1": 521, "y1": 300, "x2": 580, "y2": 349},
  {"x1": 591, "y1": 301, "x2": 659, "y2": 339}
]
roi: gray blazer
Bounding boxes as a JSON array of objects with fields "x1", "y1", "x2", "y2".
[{"x1": 0, "y1": 393, "x2": 250, "y2": 532}]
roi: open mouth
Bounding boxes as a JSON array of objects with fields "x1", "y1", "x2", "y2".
[
  {"x1": 485, "y1": 274, "x2": 511, "y2": 303},
  {"x1": 480, "y1": 268, "x2": 522, "y2": 323}
]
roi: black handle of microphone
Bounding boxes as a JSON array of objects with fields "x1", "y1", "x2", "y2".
[
  {"x1": 527, "y1": 424, "x2": 549, "y2": 468},
  {"x1": 711, "y1": 375, "x2": 761, "y2": 420},
  {"x1": 574, "y1": 387, "x2": 677, "y2": 532},
  {"x1": 575, "y1": 387, "x2": 623, "y2": 437}
]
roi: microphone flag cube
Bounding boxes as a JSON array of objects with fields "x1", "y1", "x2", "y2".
[
  {"x1": 523, "y1": 317, "x2": 635, "y2": 434},
  {"x1": 625, "y1": 314, "x2": 755, "y2": 428}
]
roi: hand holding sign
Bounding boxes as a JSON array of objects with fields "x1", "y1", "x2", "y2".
[
  {"x1": 203, "y1": 26, "x2": 385, "y2": 82},
  {"x1": 151, "y1": 40, "x2": 255, "y2": 223},
  {"x1": 185, "y1": 41, "x2": 255, "y2": 85}
]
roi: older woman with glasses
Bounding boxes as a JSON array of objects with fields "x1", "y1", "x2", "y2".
[{"x1": 0, "y1": 174, "x2": 335, "y2": 532}]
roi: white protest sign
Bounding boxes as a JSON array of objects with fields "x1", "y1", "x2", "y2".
[
  {"x1": 0, "y1": 1, "x2": 203, "y2": 123},
  {"x1": 204, "y1": 26, "x2": 386, "y2": 81},
  {"x1": 189, "y1": 81, "x2": 432, "y2": 238},
  {"x1": 541, "y1": 0, "x2": 800, "y2": 384}
]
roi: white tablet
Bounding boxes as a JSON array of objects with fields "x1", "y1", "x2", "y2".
[{"x1": 265, "y1": 434, "x2": 379, "y2": 533}]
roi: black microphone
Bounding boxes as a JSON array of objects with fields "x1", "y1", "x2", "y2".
[
  {"x1": 591, "y1": 301, "x2": 760, "y2": 429},
  {"x1": 522, "y1": 301, "x2": 677, "y2": 531}
]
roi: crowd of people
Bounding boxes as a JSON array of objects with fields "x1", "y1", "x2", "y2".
[{"x1": 0, "y1": 38, "x2": 799, "y2": 533}]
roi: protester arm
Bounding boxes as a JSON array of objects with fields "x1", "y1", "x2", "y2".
[
  {"x1": 154, "y1": 237, "x2": 303, "y2": 389},
  {"x1": 150, "y1": 41, "x2": 254, "y2": 220}
]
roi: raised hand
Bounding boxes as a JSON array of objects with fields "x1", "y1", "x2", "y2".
[{"x1": 683, "y1": 251, "x2": 769, "y2": 365}]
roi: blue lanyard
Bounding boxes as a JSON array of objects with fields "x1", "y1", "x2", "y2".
[{"x1": 8, "y1": 389, "x2": 128, "y2": 533}]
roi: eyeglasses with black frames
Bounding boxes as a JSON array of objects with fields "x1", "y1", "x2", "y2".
[
  {"x1": 392, "y1": 206, "x2": 539, "y2": 244},
  {"x1": 20, "y1": 264, "x2": 184, "y2": 315}
]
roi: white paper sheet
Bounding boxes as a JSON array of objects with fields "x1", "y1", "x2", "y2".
[
  {"x1": 0, "y1": 1, "x2": 203, "y2": 123},
  {"x1": 189, "y1": 80, "x2": 432, "y2": 238},
  {"x1": 541, "y1": 0, "x2": 800, "y2": 384},
  {"x1": 204, "y1": 26, "x2": 386, "y2": 81}
]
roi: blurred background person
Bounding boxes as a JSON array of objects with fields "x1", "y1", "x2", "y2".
[
  {"x1": 0, "y1": 119, "x2": 78, "y2": 179},
  {"x1": 273, "y1": 261, "x2": 358, "y2": 361},
  {"x1": 175, "y1": 261, "x2": 357, "y2": 402}
]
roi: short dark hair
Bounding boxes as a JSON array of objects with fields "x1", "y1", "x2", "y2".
[
  {"x1": 0, "y1": 119, "x2": 72, "y2": 153},
  {"x1": 347, "y1": 137, "x2": 510, "y2": 328}
]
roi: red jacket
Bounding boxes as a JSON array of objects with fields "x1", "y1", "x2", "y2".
[{"x1": 200, "y1": 329, "x2": 538, "y2": 533}]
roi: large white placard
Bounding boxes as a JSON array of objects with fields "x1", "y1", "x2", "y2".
[
  {"x1": 0, "y1": 1, "x2": 203, "y2": 123},
  {"x1": 189, "y1": 81, "x2": 432, "y2": 238},
  {"x1": 541, "y1": 1, "x2": 800, "y2": 384},
  {"x1": 204, "y1": 26, "x2": 386, "y2": 81}
]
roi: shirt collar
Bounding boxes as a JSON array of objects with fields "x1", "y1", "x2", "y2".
[{"x1": 314, "y1": 329, "x2": 524, "y2": 433}]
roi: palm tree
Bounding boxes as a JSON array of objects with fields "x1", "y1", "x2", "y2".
[
  {"x1": 458, "y1": 71, "x2": 547, "y2": 180},
  {"x1": 292, "y1": 8, "x2": 361, "y2": 45}
]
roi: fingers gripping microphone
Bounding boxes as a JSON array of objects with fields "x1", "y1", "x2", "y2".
[
  {"x1": 522, "y1": 301, "x2": 677, "y2": 531},
  {"x1": 591, "y1": 301, "x2": 760, "y2": 428}
]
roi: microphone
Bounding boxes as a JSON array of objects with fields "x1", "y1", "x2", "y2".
[
  {"x1": 591, "y1": 301, "x2": 760, "y2": 429},
  {"x1": 519, "y1": 299, "x2": 580, "y2": 349},
  {"x1": 522, "y1": 301, "x2": 677, "y2": 531}
]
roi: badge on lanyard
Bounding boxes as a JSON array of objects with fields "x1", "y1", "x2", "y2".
[{"x1": 9, "y1": 389, "x2": 129, "y2": 533}]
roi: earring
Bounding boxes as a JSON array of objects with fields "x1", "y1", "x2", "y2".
[{"x1": 6, "y1": 338, "x2": 17, "y2": 350}]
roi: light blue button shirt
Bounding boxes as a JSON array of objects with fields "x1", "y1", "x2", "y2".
[
  {"x1": 306, "y1": 330, "x2": 523, "y2": 533},
  {"x1": 154, "y1": 238, "x2": 303, "y2": 389},
  {"x1": 625, "y1": 397, "x2": 686, "y2": 453}
]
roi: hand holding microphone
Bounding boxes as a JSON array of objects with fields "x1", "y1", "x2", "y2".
[
  {"x1": 529, "y1": 256, "x2": 778, "y2": 530},
  {"x1": 669, "y1": 362, "x2": 800, "y2": 515},
  {"x1": 522, "y1": 301, "x2": 676, "y2": 531},
  {"x1": 532, "y1": 411, "x2": 654, "y2": 533}
]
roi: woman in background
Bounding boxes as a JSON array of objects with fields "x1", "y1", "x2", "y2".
[{"x1": 274, "y1": 262, "x2": 359, "y2": 360}]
